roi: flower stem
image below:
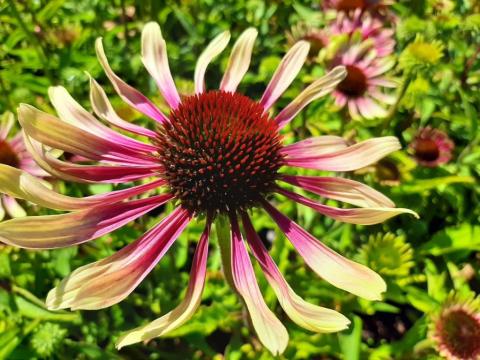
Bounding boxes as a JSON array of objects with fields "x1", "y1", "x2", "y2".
[
  {"x1": 381, "y1": 74, "x2": 412, "y2": 135},
  {"x1": 215, "y1": 214, "x2": 235, "y2": 290}
]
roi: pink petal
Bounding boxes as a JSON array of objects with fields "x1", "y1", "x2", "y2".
[
  {"x1": 284, "y1": 136, "x2": 401, "y2": 171},
  {"x1": 281, "y1": 136, "x2": 348, "y2": 157},
  {"x1": 2, "y1": 195, "x2": 26, "y2": 218},
  {"x1": 46, "y1": 206, "x2": 191, "y2": 310},
  {"x1": 263, "y1": 201, "x2": 387, "y2": 301}
]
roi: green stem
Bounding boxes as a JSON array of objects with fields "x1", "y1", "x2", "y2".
[
  {"x1": 215, "y1": 214, "x2": 235, "y2": 290},
  {"x1": 381, "y1": 74, "x2": 412, "y2": 135}
]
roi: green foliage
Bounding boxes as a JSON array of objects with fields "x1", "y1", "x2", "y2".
[{"x1": 0, "y1": 0, "x2": 479, "y2": 359}]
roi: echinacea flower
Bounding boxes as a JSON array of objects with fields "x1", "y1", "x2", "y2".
[
  {"x1": 286, "y1": 23, "x2": 328, "y2": 61},
  {"x1": 323, "y1": 0, "x2": 393, "y2": 12},
  {"x1": 0, "y1": 112, "x2": 47, "y2": 220},
  {"x1": 430, "y1": 293, "x2": 480, "y2": 360},
  {"x1": 329, "y1": 9, "x2": 395, "y2": 57},
  {"x1": 410, "y1": 126, "x2": 454, "y2": 167},
  {"x1": 0, "y1": 23, "x2": 417, "y2": 354},
  {"x1": 399, "y1": 35, "x2": 444, "y2": 71},
  {"x1": 330, "y1": 40, "x2": 397, "y2": 119}
]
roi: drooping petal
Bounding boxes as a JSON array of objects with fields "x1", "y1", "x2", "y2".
[
  {"x1": 0, "y1": 112, "x2": 14, "y2": 140},
  {"x1": 18, "y1": 104, "x2": 156, "y2": 165},
  {"x1": 194, "y1": 31, "x2": 231, "y2": 94},
  {"x1": 260, "y1": 41, "x2": 310, "y2": 111},
  {"x1": 275, "y1": 66, "x2": 347, "y2": 128},
  {"x1": 0, "y1": 194, "x2": 173, "y2": 249},
  {"x1": 241, "y1": 213, "x2": 350, "y2": 333},
  {"x1": 280, "y1": 175, "x2": 395, "y2": 208},
  {"x1": 116, "y1": 221, "x2": 211, "y2": 348},
  {"x1": 88, "y1": 75, "x2": 157, "y2": 138},
  {"x1": 24, "y1": 134, "x2": 160, "y2": 184},
  {"x1": 220, "y1": 28, "x2": 257, "y2": 93},
  {"x1": 230, "y1": 216, "x2": 288, "y2": 356},
  {"x1": 95, "y1": 38, "x2": 168, "y2": 124},
  {"x1": 284, "y1": 136, "x2": 401, "y2": 171},
  {"x1": 2, "y1": 195, "x2": 27, "y2": 218},
  {"x1": 141, "y1": 22, "x2": 181, "y2": 109},
  {"x1": 277, "y1": 187, "x2": 418, "y2": 225},
  {"x1": 281, "y1": 136, "x2": 348, "y2": 157},
  {"x1": 46, "y1": 207, "x2": 191, "y2": 311},
  {"x1": 0, "y1": 164, "x2": 165, "y2": 210},
  {"x1": 263, "y1": 201, "x2": 387, "y2": 301}
]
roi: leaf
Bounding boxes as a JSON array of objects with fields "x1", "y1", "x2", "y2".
[
  {"x1": 420, "y1": 223, "x2": 480, "y2": 255},
  {"x1": 338, "y1": 315, "x2": 362, "y2": 360}
]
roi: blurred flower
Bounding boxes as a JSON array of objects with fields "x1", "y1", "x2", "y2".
[
  {"x1": 410, "y1": 127, "x2": 454, "y2": 167},
  {"x1": 0, "y1": 112, "x2": 47, "y2": 220},
  {"x1": 2, "y1": 23, "x2": 417, "y2": 355},
  {"x1": 399, "y1": 35, "x2": 444, "y2": 71},
  {"x1": 30, "y1": 322, "x2": 67, "y2": 358},
  {"x1": 430, "y1": 292, "x2": 480, "y2": 360},
  {"x1": 329, "y1": 9, "x2": 395, "y2": 56},
  {"x1": 286, "y1": 23, "x2": 328, "y2": 61},
  {"x1": 330, "y1": 40, "x2": 397, "y2": 119},
  {"x1": 357, "y1": 232, "x2": 414, "y2": 278},
  {"x1": 324, "y1": 0, "x2": 393, "y2": 12}
]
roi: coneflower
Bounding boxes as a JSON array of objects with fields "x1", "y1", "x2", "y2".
[
  {"x1": 410, "y1": 127, "x2": 454, "y2": 167},
  {"x1": 0, "y1": 23, "x2": 416, "y2": 354}
]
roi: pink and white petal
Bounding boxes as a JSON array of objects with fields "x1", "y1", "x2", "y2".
[
  {"x1": 0, "y1": 164, "x2": 165, "y2": 210},
  {"x1": 263, "y1": 201, "x2": 387, "y2": 301},
  {"x1": 279, "y1": 175, "x2": 395, "y2": 208},
  {"x1": 0, "y1": 203, "x2": 5, "y2": 222},
  {"x1": 364, "y1": 57, "x2": 395, "y2": 78},
  {"x1": 2, "y1": 195, "x2": 26, "y2": 218},
  {"x1": 277, "y1": 187, "x2": 418, "y2": 225},
  {"x1": 348, "y1": 100, "x2": 361, "y2": 120},
  {"x1": 242, "y1": 213, "x2": 350, "y2": 333},
  {"x1": 24, "y1": 135, "x2": 159, "y2": 184},
  {"x1": 275, "y1": 66, "x2": 347, "y2": 128},
  {"x1": 281, "y1": 136, "x2": 348, "y2": 157},
  {"x1": 334, "y1": 92, "x2": 348, "y2": 108},
  {"x1": 46, "y1": 207, "x2": 191, "y2": 310},
  {"x1": 0, "y1": 112, "x2": 14, "y2": 140},
  {"x1": 141, "y1": 22, "x2": 181, "y2": 109},
  {"x1": 230, "y1": 216, "x2": 288, "y2": 356},
  {"x1": 116, "y1": 221, "x2": 211, "y2": 348},
  {"x1": 194, "y1": 31, "x2": 231, "y2": 94},
  {"x1": 368, "y1": 78, "x2": 398, "y2": 88},
  {"x1": 48, "y1": 86, "x2": 156, "y2": 153},
  {"x1": 260, "y1": 41, "x2": 310, "y2": 111},
  {"x1": 18, "y1": 104, "x2": 155, "y2": 165},
  {"x1": 220, "y1": 28, "x2": 258, "y2": 93},
  {"x1": 0, "y1": 193, "x2": 173, "y2": 249},
  {"x1": 284, "y1": 136, "x2": 401, "y2": 172},
  {"x1": 356, "y1": 97, "x2": 387, "y2": 119},
  {"x1": 88, "y1": 75, "x2": 157, "y2": 138},
  {"x1": 95, "y1": 38, "x2": 168, "y2": 124}
]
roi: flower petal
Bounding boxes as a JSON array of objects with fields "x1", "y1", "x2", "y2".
[
  {"x1": 116, "y1": 221, "x2": 211, "y2": 348},
  {"x1": 24, "y1": 134, "x2": 159, "y2": 183},
  {"x1": 230, "y1": 216, "x2": 288, "y2": 356},
  {"x1": 220, "y1": 28, "x2": 257, "y2": 93},
  {"x1": 0, "y1": 164, "x2": 165, "y2": 210},
  {"x1": 284, "y1": 136, "x2": 401, "y2": 171},
  {"x1": 281, "y1": 136, "x2": 348, "y2": 157},
  {"x1": 195, "y1": 31, "x2": 231, "y2": 94},
  {"x1": 263, "y1": 201, "x2": 387, "y2": 301},
  {"x1": 260, "y1": 41, "x2": 310, "y2": 111},
  {"x1": 2, "y1": 195, "x2": 26, "y2": 218},
  {"x1": 280, "y1": 175, "x2": 395, "y2": 208},
  {"x1": 277, "y1": 187, "x2": 418, "y2": 225},
  {"x1": 0, "y1": 194, "x2": 172, "y2": 249},
  {"x1": 88, "y1": 75, "x2": 157, "y2": 138},
  {"x1": 241, "y1": 213, "x2": 350, "y2": 333},
  {"x1": 0, "y1": 112, "x2": 14, "y2": 140},
  {"x1": 275, "y1": 66, "x2": 347, "y2": 128},
  {"x1": 18, "y1": 104, "x2": 156, "y2": 165},
  {"x1": 46, "y1": 207, "x2": 191, "y2": 310},
  {"x1": 141, "y1": 22, "x2": 181, "y2": 109},
  {"x1": 95, "y1": 38, "x2": 168, "y2": 124}
]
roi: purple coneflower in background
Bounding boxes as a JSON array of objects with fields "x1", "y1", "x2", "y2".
[
  {"x1": 323, "y1": 0, "x2": 392, "y2": 12},
  {"x1": 0, "y1": 23, "x2": 416, "y2": 354},
  {"x1": 410, "y1": 127, "x2": 454, "y2": 167},
  {"x1": 0, "y1": 112, "x2": 47, "y2": 219}
]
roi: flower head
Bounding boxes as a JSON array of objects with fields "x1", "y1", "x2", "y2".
[
  {"x1": 0, "y1": 112, "x2": 47, "y2": 219},
  {"x1": 430, "y1": 293, "x2": 480, "y2": 360},
  {"x1": 324, "y1": 0, "x2": 393, "y2": 12},
  {"x1": 410, "y1": 126, "x2": 454, "y2": 167},
  {"x1": 1, "y1": 23, "x2": 417, "y2": 354},
  {"x1": 286, "y1": 23, "x2": 328, "y2": 61},
  {"x1": 399, "y1": 35, "x2": 444, "y2": 71},
  {"x1": 329, "y1": 10, "x2": 395, "y2": 57},
  {"x1": 330, "y1": 40, "x2": 397, "y2": 119}
]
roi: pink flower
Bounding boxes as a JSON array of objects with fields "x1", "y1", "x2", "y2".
[
  {"x1": 324, "y1": 0, "x2": 393, "y2": 13},
  {"x1": 410, "y1": 127, "x2": 454, "y2": 167},
  {"x1": 329, "y1": 9, "x2": 395, "y2": 57},
  {"x1": 1, "y1": 23, "x2": 417, "y2": 354},
  {"x1": 330, "y1": 40, "x2": 397, "y2": 119},
  {"x1": 0, "y1": 112, "x2": 47, "y2": 219}
]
